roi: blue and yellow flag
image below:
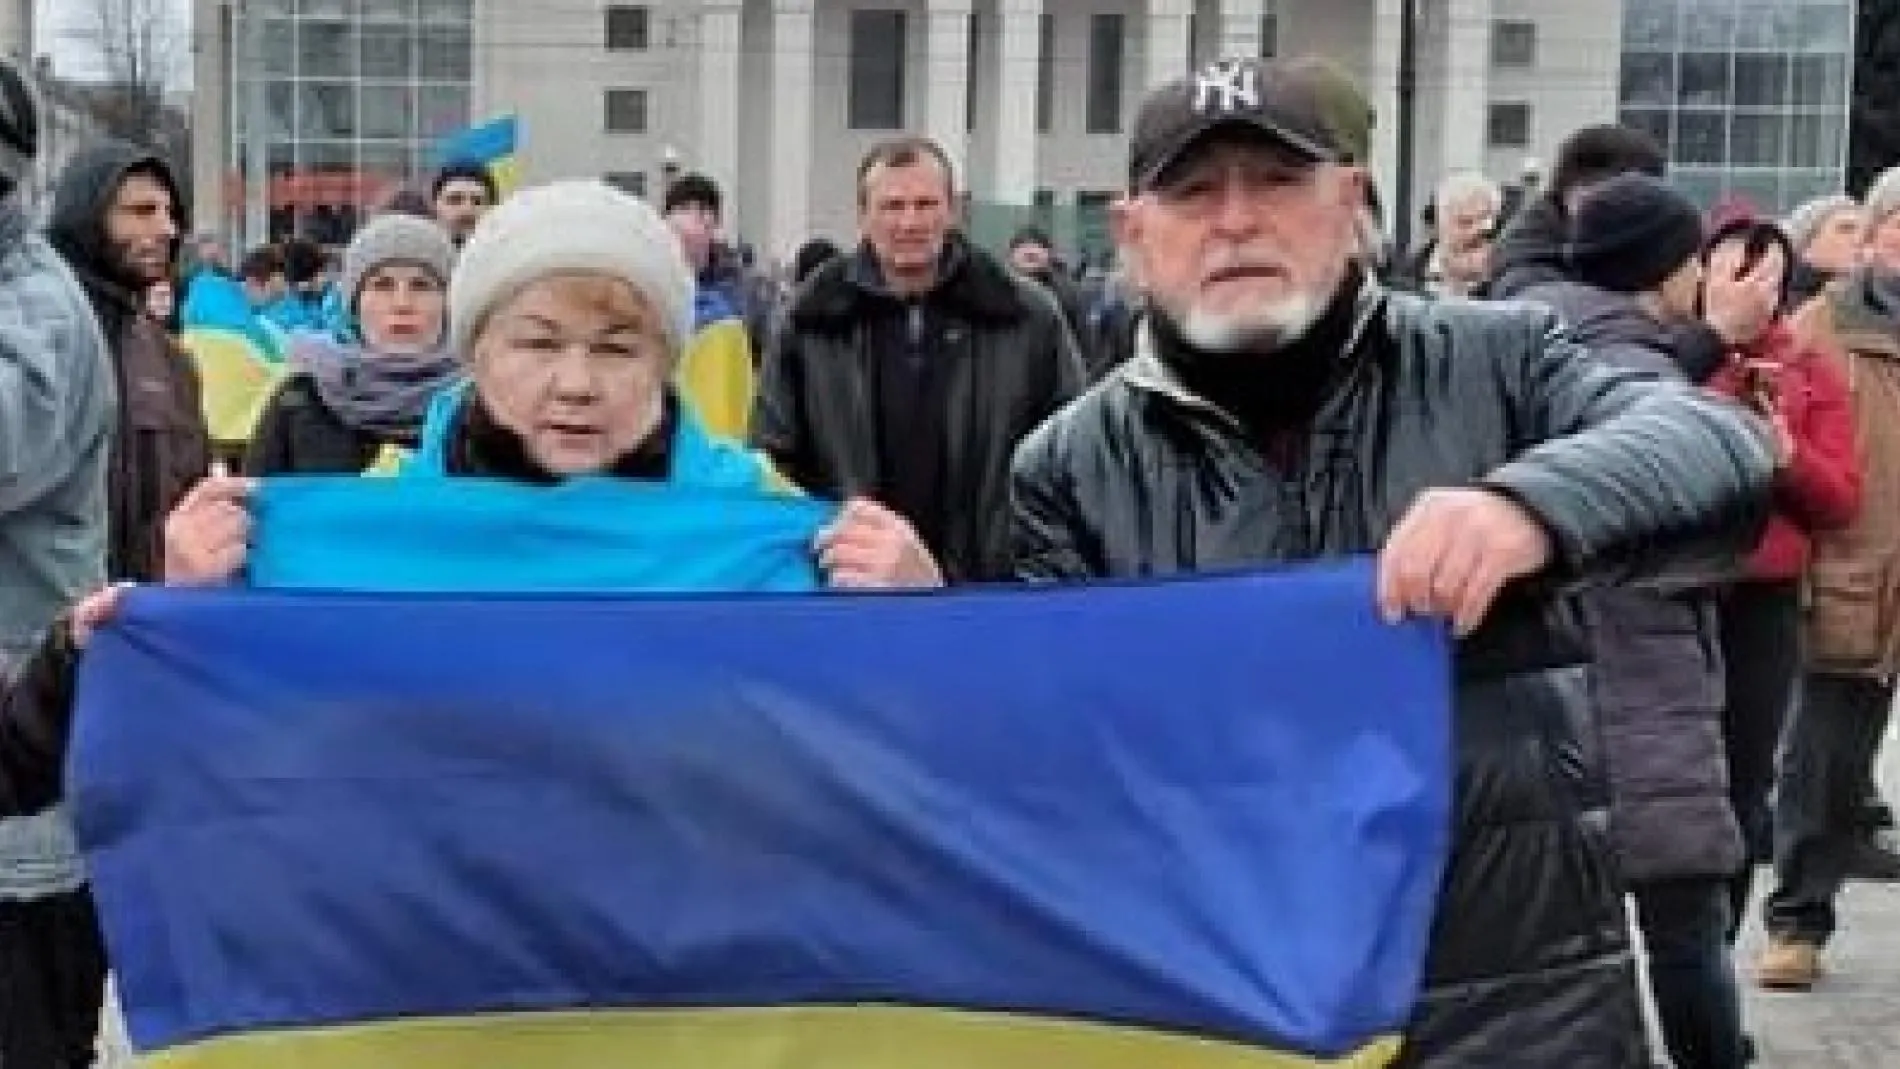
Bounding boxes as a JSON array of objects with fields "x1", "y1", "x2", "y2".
[
  {"x1": 70, "y1": 489, "x2": 1451, "y2": 1069},
  {"x1": 435, "y1": 114, "x2": 520, "y2": 196}
]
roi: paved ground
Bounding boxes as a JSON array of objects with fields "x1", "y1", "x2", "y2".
[
  {"x1": 1728, "y1": 736, "x2": 1900, "y2": 1068},
  {"x1": 95, "y1": 740, "x2": 1900, "y2": 1068}
]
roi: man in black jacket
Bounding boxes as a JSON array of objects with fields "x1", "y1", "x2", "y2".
[
  {"x1": 752, "y1": 136, "x2": 1083, "y2": 582},
  {"x1": 1011, "y1": 56, "x2": 1777, "y2": 1068}
]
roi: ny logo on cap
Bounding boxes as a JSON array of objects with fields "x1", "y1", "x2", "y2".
[{"x1": 1193, "y1": 60, "x2": 1262, "y2": 115}]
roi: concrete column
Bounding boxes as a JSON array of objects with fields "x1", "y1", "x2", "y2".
[
  {"x1": 1216, "y1": 0, "x2": 1264, "y2": 60},
  {"x1": 990, "y1": 0, "x2": 1041, "y2": 207},
  {"x1": 769, "y1": 0, "x2": 815, "y2": 260},
  {"x1": 923, "y1": 0, "x2": 973, "y2": 186},
  {"x1": 1146, "y1": 0, "x2": 1194, "y2": 88},
  {"x1": 698, "y1": 0, "x2": 744, "y2": 228},
  {"x1": 191, "y1": 0, "x2": 231, "y2": 242},
  {"x1": 1439, "y1": 0, "x2": 1492, "y2": 175},
  {"x1": 0, "y1": 0, "x2": 28, "y2": 58},
  {"x1": 1368, "y1": 0, "x2": 1402, "y2": 194}
]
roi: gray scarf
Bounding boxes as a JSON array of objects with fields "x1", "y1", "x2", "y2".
[
  {"x1": 1852, "y1": 268, "x2": 1900, "y2": 331},
  {"x1": 294, "y1": 335, "x2": 463, "y2": 439}
]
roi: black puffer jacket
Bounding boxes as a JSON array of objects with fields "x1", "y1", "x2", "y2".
[
  {"x1": 1518, "y1": 282, "x2": 1746, "y2": 885},
  {"x1": 1011, "y1": 284, "x2": 1775, "y2": 1068},
  {"x1": 752, "y1": 235, "x2": 1083, "y2": 581}
]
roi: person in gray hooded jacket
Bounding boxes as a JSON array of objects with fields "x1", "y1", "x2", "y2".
[
  {"x1": 0, "y1": 63, "x2": 113, "y2": 669},
  {"x1": 1521, "y1": 172, "x2": 1782, "y2": 1069},
  {"x1": 0, "y1": 58, "x2": 119, "y2": 1069}
]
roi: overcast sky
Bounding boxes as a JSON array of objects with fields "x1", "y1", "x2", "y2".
[{"x1": 38, "y1": 0, "x2": 194, "y2": 85}]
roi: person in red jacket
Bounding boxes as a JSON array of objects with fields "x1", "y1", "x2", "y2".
[{"x1": 1699, "y1": 216, "x2": 1862, "y2": 935}]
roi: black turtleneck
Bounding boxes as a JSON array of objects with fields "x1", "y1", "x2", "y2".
[
  {"x1": 1152, "y1": 268, "x2": 1366, "y2": 463},
  {"x1": 445, "y1": 392, "x2": 676, "y2": 484}
]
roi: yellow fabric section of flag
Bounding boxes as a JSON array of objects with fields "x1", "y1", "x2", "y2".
[
  {"x1": 144, "y1": 1005, "x2": 1404, "y2": 1069},
  {"x1": 678, "y1": 317, "x2": 757, "y2": 440}
]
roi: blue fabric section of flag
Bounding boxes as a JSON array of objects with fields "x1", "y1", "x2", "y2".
[
  {"x1": 70, "y1": 562, "x2": 1451, "y2": 1060},
  {"x1": 434, "y1": 115, "x2": 519, "y2": 167},
  {"x1": 245, "y1": 478, "x2": 831, "y2": 593}
]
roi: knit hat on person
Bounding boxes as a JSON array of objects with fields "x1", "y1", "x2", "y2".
[
  {"x1": 1566, "y1": 173, "x2": 1706, "y2": 294},
  {"x1": 1782, "y1": 194, "x2": 1859, "y2": 255},
  {"x1": 0, "y1": 60, "x2": 38, "y2": 200},
  {"x1": 448, "y1": 179, "x2": 694, "y2": 357},
  {"x1": 339, "y1": 214, "x2": 456, "y2": 310},
  {"x1": 1862, "y1": 167, "x2": 1900, "y2": 232}
]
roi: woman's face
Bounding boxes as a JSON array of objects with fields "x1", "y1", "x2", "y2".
[
  {"x1": 469, "y1": 273, "x2": 672, "y2": 476},
  {"x1": 357, "y1": 263, "x2": 447, "y2": 354}
]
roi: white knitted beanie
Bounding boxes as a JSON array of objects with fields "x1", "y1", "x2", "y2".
[
  {"x1": 1782, "y1": 194, "x2": 1859, "y2": 255},
  {"x1": 448, "y1": 179, "x2": 694, "y2": 358}
]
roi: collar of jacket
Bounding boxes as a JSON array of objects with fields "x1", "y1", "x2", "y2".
[
  {"x1": 1120, "y1": 272, "x2": 1387, "y2": 430},
  {"x1": 789, "y1": 233, "x2": 1026, "y2": 330},
  {"x1": 1827, "y1": 272, "x2": 1900, "y2": 364}
]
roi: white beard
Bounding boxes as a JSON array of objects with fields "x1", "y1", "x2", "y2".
[{"x1": 1173, "y1": 291, "x2": 1326, "y2": 354}]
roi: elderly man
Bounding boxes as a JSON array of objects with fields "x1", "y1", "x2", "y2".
[
  {"x1": 1010, "y1": 56, "x2": 1777, "y2": 1067},
  {"x1": 1403, "y1": 171, "x2": 1500, "y2": 297}
]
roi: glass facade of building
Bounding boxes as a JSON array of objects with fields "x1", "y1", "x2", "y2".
[
  {"x1": 1619, "y1": 0, "x2": 1854, "y2": 212},
  {"x1": 234, "y1": 0, "x2": 473, "y2": 242}
]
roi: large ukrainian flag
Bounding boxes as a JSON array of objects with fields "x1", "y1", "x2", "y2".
[{"x1": 69, "y1": 486, "x2": 1452, "y2": 1069}]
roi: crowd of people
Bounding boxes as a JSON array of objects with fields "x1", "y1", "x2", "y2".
[{"x1": 0, "y1": 45, "x2": 1894, "y2": 1068}]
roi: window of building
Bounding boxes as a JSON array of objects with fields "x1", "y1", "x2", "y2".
[
  {"x1": 849, "y1": 10, "x2": 907, "y2": 130},
  {"x1": 1037, "y1": 13, "x2": 1055, "y2": 132},
  {"x1": 298, "y1": 82, "x2": 356, "y2": 140},
  {"x1": 360, "y1": 84, "x2": 414, "y2": 140},
  {"x1": 1491, "y1": 20, "x2": 1536, "y2": 69},
  {"x1": 1086, "y1": 13, "x2": 1124, "y2": 135},
  {"x1": 1486, "y1": 102, "x2": 1532, "y2": 149},
  {"x1": 299, "y1": 21, "x2": 357, "y2": 79},
  {"x1": 361, "y1": 29, "x2": 414, "y2": 79},
  {"x1": 1261, "y1": 11, "x2": 1280, "y2": 58},
  {"x1": 418, "y1": 0, "x2": 471, "y2": 23},
  {"x1": 419, "y1": 26, "x2": 472, "y2": 80},
  {"x1": 418, "y1": 85, "x2": 471, "y2": 139},
  {"x1": 605, "y1": 172, "x2": 648, "y2": 197},
  {"x1": 1031, "y1": 188, "x2": 1056, "y2": 233},
  {"x1": 606, "y1": 6, "x2": 651, "y2": 51},
  {"x1": 605, "y1": 88, "x2": 649, "y2": 134}
]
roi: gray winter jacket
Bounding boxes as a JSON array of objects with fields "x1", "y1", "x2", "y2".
[
  {"x1": 0, "y1": 197, "x2": 113, "y2": 902},
  {"x1": 0, "y1": 198, "x2": 113, "y2": 665},
  {"x1": 1520, "y1": 280, "x2": 1747, "y2": 883}
]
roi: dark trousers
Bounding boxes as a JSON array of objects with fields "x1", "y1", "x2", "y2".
[
  {"x1": 0, "y1": 889, "x2": 108, "y2": 1069},
  {"x1": 1631, "y1": 877, "x2": 1750, "y2": 1069},
  {"x1": 1715, "y1": 581, "x2": 1802, "y2": 933},
  {"x1": 1765, "y1": 672, "x2": 1896, "y2": 943}
]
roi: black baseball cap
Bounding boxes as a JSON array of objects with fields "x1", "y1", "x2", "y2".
[{"x1": 1129, "y1": 56, "x2": 1374, "y2": 191}]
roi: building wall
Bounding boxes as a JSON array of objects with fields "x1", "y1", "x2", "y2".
[
  {"x1": 192, "y1": 0, "x2": 1639, "y2": 259},
  {"x1": 1491, "y1": 0, "x2": 1622, "y2": 187},
  {"x1": 479, "y1": 0, "x2": 703, "y2": 196}
]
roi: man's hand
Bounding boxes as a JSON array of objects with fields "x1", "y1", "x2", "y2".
[
  {"x1": 162, "y1": 470, "x2": 255, "y2": 586},
  {"x1": 1703, "y1": 251, "x2": 1781, "y2": 347},
  {"x1": 815, "y1": 498, "x2": 945, "y2": 589},
  {"x1": 1377, "y1": 489, "x2": 1554, "y2": 637}
]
